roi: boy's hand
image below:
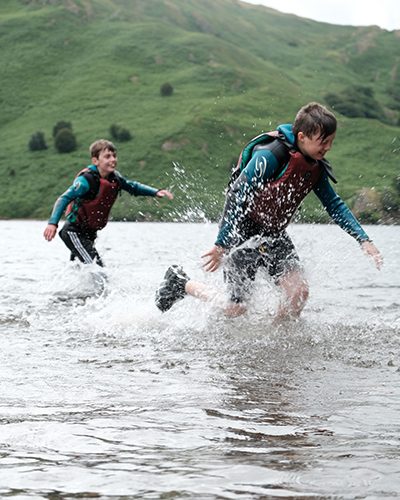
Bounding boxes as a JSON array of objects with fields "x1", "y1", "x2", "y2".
[
  {"x1": 44, "y1": 224, "x2": 57, "y2": 241},
  {"x1": 202, "y1": 245, "x2": 225, "y2": 272},
  {"x1": 156, "y1": 189, "x2": 173, "y2": 200},
  {"x1": 361, "y1": 240, "x2": 383, "y2": 270}
]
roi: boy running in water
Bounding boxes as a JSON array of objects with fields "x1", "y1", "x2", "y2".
[
  {"x1": 155, "y1": 103, "x2": 382, "y2": 320},
  {"x1": 44, "y1": 139, "x2": 173, "y2": 266}
]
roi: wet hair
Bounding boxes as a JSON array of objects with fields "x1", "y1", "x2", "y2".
[
  {"x1": 89, "y1": 139, "x2": 117, "y2": 159},
  {"x1": 293, "y1": 102, "x2": 337, "y2": 141}
]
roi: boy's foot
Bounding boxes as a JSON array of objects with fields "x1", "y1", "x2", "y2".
[{"x1": 155, "y1": 265, "x2": 190, "y2": 312}]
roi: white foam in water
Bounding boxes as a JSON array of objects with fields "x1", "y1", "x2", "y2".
[{"x1": 47, "y1": 262, "x2": 108, "y2": 300}]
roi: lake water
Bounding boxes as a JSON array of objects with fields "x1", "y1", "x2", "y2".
[{"x1": 0, "y1": 220, "x2": 399, "y2": 499}]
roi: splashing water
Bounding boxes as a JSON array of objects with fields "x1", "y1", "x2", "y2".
[
  {"x1": 163, "y1": 161, "x2": 221, "y2": 223},
  {"x1": 0, "y1": 220, "x2": 399, "y2": 498}
]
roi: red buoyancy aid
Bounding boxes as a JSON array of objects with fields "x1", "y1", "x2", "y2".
[
  {"x1": 66, "y1": 168, "x2": 121, "y2": 231},
  {"x1": 247, "y1": 151, "x2": 322, "y2": 232}
]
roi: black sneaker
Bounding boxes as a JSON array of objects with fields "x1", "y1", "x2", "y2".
[{"x1": 155, "y1": 265, "x2": 190, "y2": 312}]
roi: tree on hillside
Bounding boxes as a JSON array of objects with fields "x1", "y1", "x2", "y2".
[
  {"x1": 54, "y1": 128, "x2": 77, "y2": 153},
  {"x1": 28, "y1": 131, "x2": 48, "y2": 151},
  {"x1": 387, "y1": 78, "x2": 400, "y2": 111},
  {"x1": 160, "y1": 82, "x2": 174, "y2": 97},
  {"x1": 325, "y1": 85, "x2": 389, "y2": 124},
  {"x1": 52, "y1": 120, "x2": 72, "y2": 138},
  {"x1": 109, "y1": 124, "x2": 133, "y2": 142}
]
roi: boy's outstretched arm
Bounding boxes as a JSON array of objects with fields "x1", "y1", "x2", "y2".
[
  {"x1": 117, "y1": 174, "x2": 173, "y2": 200},
  {"x1": 314, "y1": 174, "x2": 383, "y2": 270},
  {"x1": 361, "y1": 240, "x2": 383, "y2": 270},
  {"x1": 43, "y1": 176, "x2": 91, "y2": 242},
  {"x1": 156, "y1": 189, "x2": 173, "y2": 200}
]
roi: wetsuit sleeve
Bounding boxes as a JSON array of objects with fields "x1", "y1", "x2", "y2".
[
  {"x1": 48, "y1": 176, "x2": 91, "y2": 226},
  {"x1": 215, "y1": 148, "x2": 282, "y2": 248},
  {"x1": 117, "y1": 174, "x2": 158, "y2": 197},
  {"x1": 313, "y1": 172, "x2": 370, "y2": 242}
]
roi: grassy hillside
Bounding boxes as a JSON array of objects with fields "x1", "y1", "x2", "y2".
[{"x1": 0, "y1": 0, "x2": 399, "y2": 223}]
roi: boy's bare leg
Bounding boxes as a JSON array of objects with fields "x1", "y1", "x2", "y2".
[
  {"x1": 275, "y1": 269, "x2": 309, "y2": 321},
  {"x1": 185, "y1": 269, "x2": 308, "y2": 321},
  {"x1": 185, "y1": 280, "x2": 247, "y2": 317}
]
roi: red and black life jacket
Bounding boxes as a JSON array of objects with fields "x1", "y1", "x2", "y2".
[
  {"x1": 66, "y1": 167, "x2": 121, "y2": 231},
  {"x1": 247, "y1": 151, "x2": 323, "y2": 232},
  {"x1": 231, "y1": 130, "x2": 337, "y2": 233}
]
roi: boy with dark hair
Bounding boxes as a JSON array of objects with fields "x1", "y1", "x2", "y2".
[
  {"x1": 44, "y1": 139, "x2": 173, "y2": 266},
  {"x1": 155, "y1": 102, "x2": 382, "y2": 320}
]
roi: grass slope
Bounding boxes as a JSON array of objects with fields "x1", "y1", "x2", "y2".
[{"x1": 0, "y1": 0, "x2": 399, "y2": 222}]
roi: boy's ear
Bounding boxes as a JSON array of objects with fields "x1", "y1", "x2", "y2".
[
  {"x1": 297, "y1": 131, "x2": 306, "y2": 145},
  {"x1": 91, "y1": 156, "x2": 98, "y2": 165}
]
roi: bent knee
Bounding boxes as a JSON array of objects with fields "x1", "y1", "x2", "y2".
[
  {"x1": 297, "y1": 280, "x2": 309, "y2": 301},
  {"x1": 279, "y1": 271, "x2": 309, "y2": 300}
]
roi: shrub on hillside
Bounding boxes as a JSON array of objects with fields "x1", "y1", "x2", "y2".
[
  {"x1": 52, "y1": 120, "x2": 72, "y2": 138},
  {"x1": 28, "y1": 131, "x2": 48, "y2": 151},
  {"x1": 394, "y1": 174, "x2": 400, "y2": 196},
  {"x1": 352, "y1": 187, "x2": 382, "y2": 223},
  {"x1": 55, "y1": 128, "x2": 77, "y2": 153},
  {"x1": 387, "y1": 79, "x2": 400, "y2": 111},
  {"x1": 109, "y1": 124, "x2": 133, "y2": 142},
  {"x1": 325, "y1": 85, "x2": 387, "y2": 122},
  {"x1": 160, "y1": 82, "x2": 174, "y2": 97},
  {"x1": 381, "y1": 187, "x2": 399, "y2": 213}
]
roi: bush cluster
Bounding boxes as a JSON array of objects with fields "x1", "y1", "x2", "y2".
[
  {"x1": 109, "y1": 124, "x2": 133, "y2": 142},
  {"x1": 382, "y1": 175, "x2": 400, "y2": 213},
  {"x1": 28, "y1": 131, "x2": 47, "y2": 151},
  {"x1": 160, "y1": 82, "x2": 174, "y2": 97},
  {"x1": 325, "y1": 85, "x2": 388, "y2": 123},
  {"x1": 52, "y1": 121, "x2": 77, "y2": 153},
  {"x1": 52, "y1": 121, "x2": 72, "y2": 138},
  {"x1": 29, "y1": 119, "x2": 137, "y2": 154},
  {"x1": 353, "y1": 174, "x2": 400, "y2": 222},
  {"x1": 54, "y1": 128, "x2": 77, "y2": 153},
  {"x1": 28, "y1": 81, "x2": 172, "y2": 154}
]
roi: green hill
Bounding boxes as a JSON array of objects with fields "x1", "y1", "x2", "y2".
[{"x1": 1, "y1": 0, "x2": 399, "y2": 223}]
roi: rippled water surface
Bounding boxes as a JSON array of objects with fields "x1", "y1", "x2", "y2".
[{"x1": 1, "y1": 221, "x2": 399, "y2": 499}]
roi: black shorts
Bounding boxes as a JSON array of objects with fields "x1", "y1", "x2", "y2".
[
  {"x1": 223, "y1": 231, "x2": 301, "y2": 303},
  {"x1": 59, "y1": 222, "x2": 103, "y2": 266}
]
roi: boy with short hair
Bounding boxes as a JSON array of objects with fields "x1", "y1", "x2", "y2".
[
  {"x1": 44, "y1": 139, "x2": 173, "y2": 266},
  {"x1": 155, "y1": 102, "x2": 382, "y2": 320}
]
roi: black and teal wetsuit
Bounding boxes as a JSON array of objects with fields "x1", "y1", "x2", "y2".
[
  {"x1": 48, "y1": 165, "x2": 159, "y2": 266},
  {"x1": 217, "y1": 124, "x2": 371, "y2": 303},
  {"x1": 217, "y1": 124, "x2": 369, "y2": 249}
]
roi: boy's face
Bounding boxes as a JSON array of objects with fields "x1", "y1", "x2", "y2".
[
  {"x1": 92, "y1": 148, "x2": 118, "y2": 177},
  {"x1": 297, "y1": 131, "x2": 335, "y2": 161}
]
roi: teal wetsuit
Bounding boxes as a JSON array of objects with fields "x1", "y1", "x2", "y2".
[
  {"x1": 48, "y1": 165, "x2": 159, "y2": 266},
  {"x1": 48, "y1": 165, "x2": 158, "y2": 227},
  {"x1": 216, "y1": 124, "x2": 370, "y2": 303},
  {"x1": 216, "y1": 124, "x2": 369, "y2": 249}
]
